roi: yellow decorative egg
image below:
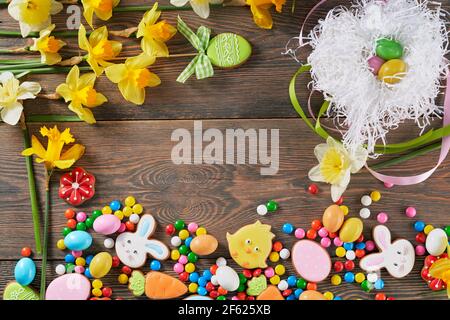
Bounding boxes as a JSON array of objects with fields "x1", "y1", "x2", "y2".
[
  {"x1": 226, "y1": 221, "x2": 275, "y2": 269},
  {"x1": 378, "y1": 59, "x2": 407, "y2": 84},
  {"x1": 89, "y1": 252, "x2": 112, "y2": 279},
  {"x1": 299, "y1": 290, "x2": 326, "y2": 300},
  {"x1": 339, "y1": 218, "x2": 363, "y2": 243},
  {"x1": 322, "y1": 205, "x2": 345, "y2": 233}
]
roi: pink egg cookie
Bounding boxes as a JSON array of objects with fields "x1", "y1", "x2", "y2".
[
  {"x1": 45, "y1": 273, "x2": 91, "y2": 300},
  {"x1": 292, "y1": 240, "x2": 331, "y2": 282}
]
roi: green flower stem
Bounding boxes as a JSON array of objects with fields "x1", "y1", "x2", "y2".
[
  {"x1": 0, "y1": 59, "x2": 40, "y2": 65},
  {"x1": 10, "y1": 66, "x2": 91, "y2": 75},
  {"x1": 40, "y1": 168, "x2": 52, "y2": 300},
  {"x1": 0, "y1": 62, "x2": 46, "y2": 71},
  {"x1": 27, "y1": 115, "x2": 82, "y2": 122},
  {"x1": 370, "y1": 142, "x2": 442, "y2": 170},
  {"x1": 20, "y1": 114, "x2": 42, "y2": 255},
  {"x1": 113, "y1": 4, "x2": 223, "y2": 12},
  {"x1": 0, "y1": 47, "x2": 30, "y2": 54}
]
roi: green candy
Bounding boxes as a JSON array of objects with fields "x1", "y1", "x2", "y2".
[
  {"x1": 62, "y1": 227, "x2": 72, "y2": 236},
  {"x1": 266, "y1": 200, "x2": 278, "y2": 212},
  {"x1": 128, "y1": 271, "x2": 145, "y2": 296},
  {"x1": 174, "y1": 219, "x2": 185, "y2": 231},
  {"x1": 207, "y1": 33, "x2": 252, "y2": 69},
  {"x1": 85, "y1": 217, "x2": 95, "y2": 228},
  {"x1": 76, "y1": 222, "x2": 87, "y2": 231},
  {"x1": 239, "y1": 273, "x2": 247, "y2": 284},
  {"x1": 92, "y1": 210, "x2": 102, "y2": 219},
  {"x1": 187, "y1": 252, "x2": 198, "y2": 263},
  {"x1": 246, "y1": 275, "x2": 267, "y2": 296},
  {"x1": 361, "y1": 280, "x2": 373, "y2": 292},
  {"x1": 3, "y1": 282, "x2": 39, "y2": 300},
  {"x1": 216, "y1": 295, "x2": 226, "y2": 300},
  {"x1": 444, "y1": 225, "x2": 450, "y2": 237},
  {"x1": 376, "y1": 38, "x2": 403, "y2": 60},
  {"x1": 178, "y1": 245, "x2": 189, "y2": 255},
  {"x1": 296, "y1": 278, "x2": 307, "y2": 289}
]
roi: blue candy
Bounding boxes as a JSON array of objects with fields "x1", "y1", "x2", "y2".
[
  {"x1": 287, "y1": 275, "x2": 297, "y2": 287},
  {"x1": 343, "y1": 242, "x2": 354, "y2": 250},
  {"x1": 414, "y1": 221, "x2": 425, "y2": 232},
  {"x1": 374, "y1": 279, "x2": 384, "y2": 290},
  {"x1": 282, "y1": 223, "x2": 294, "y2": 234},
  {"x1": 334, "y1": 296, "x2": 343, "y2": 300},
  {"x1": 286, "y1": 294, "x2": 296, "y2": 300},
  {"x1": 14, "y1": 257, "x2": 36, "y2": 286},
  {"x1": 189, "y1": 272, "x2": 200, "y2": 283},
  {"x1": 355, "y1": 242, "x2": 366, "y2": 250},
  {"x1": 344, "y1": 272, "x2": 355, "y2": 283},
  {"x1": 110, "y1": 200, "x2": 121, "y2": 211},
  {"x1": 185, "y1": 237, "x2": 193, "y2": 248},
  {"x1": 85, "y1": 255, "x2": 94, "y2": 265},
  {"x1": 198, "y1": 276, "x2": 208, "y2": 287},
  {"x1": 150, "y1": 260, "x2": 161, "y2": 271},
  {"x1": 197, "y1": 287, "x2": 208, "y2": 296},
  {"x1": 294, "y1": 289, "x2": 303, "y2": 298},
  {"x1": 202, "y1": 270, "x2": 212, "y2": 280},
  {"x1": 84, "y1": 268, "x2": 92, "y2": 278},
  {"x1": 65, "y1": 254, "x2": 75, "y2": 263}
]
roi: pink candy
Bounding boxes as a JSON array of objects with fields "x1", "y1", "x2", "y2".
[
  {"x1": 264, "y1": 267, "x2": 275, "y2": 278},
  {"x1": 173, "y1": 263, "x2": 184, "y2": 273},
  {"x1": 365, "y1": 240, "x2": 375, "y2": 251},
  {"x1": 318, "y1": 227, "x2": 328, "y2": 238},
  {"x1": 333, "y1": 237, "x2": 343, "y2": 247},
  {"x1": 76, "y1": 212, "x2": 87, "y2": 222},
  {"x1": 187, "y1": 223, "x2": 198, "y2": 233},
  {"x1": 294, "y1": 228, "x2": 305, "y2": 239},
  {"x1": 71, "y1": 250, "x2": 82, "y2": 258},
  {"x1": 405, "y1": 207, "x2": 417, "y2": 218},
  {"x1": 74, "y1": 266, "x2": 85, "y2": 274},
  {"x1": 178, "y1": 255, "x2": 188, "y2": 265},
  {"x1": 368, "y1": 56, "x2": 385, "y2": 75},
  {"x1": 415, "y1": 245, "x2": 426, "y2": 256},
  {"x1": 320, "y1": 237, "x2": 331, "y2": 248},
  {"x1": 117, "y1": 223, "x2": 126, "y2": 233},
  {"x1": 377, "y1": 212, "x2": 389, "y2": 224}
]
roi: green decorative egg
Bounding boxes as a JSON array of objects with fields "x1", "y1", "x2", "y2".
[
  {"x1": 3, "y1": 281, "x2": 39, "y2": 300},
  {"x1": 376, "y1": 38, "x2": 403, "y2": 60},
  {"x1": 207, "y1": 33, "x2": 252, "y2": 68}
]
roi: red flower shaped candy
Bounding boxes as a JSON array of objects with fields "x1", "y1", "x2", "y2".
[
  {"x1": 59, "y1": 167, "x2": 95, "y2": 206},
  {"x1": 421, "y1": 254, "x2": 448, "y2": 291}
]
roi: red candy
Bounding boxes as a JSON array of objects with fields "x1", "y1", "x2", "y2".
[
  {"x1": 21, "y1": 247, "x2": 32, "y2": 257},
  {"x1": 272, "y1": 241, "x2": 283, "y2": 252},
  {"x1": 64, "y1": 208, "x2": 76, "y2": 219},
  {"x1": 210, "y1": 264, "x2": 218, "y2": 275},
  {"x1": 375, "y1": 293, "x2": 387, "y2": 300},
  {"x1": 242, "y1": 269, "x2": 252, "y2": 279},
  {"x1": 344, "y1": 260, "x2": 355, "y2": 271},
  {"x1": 328, "y1": 232, "x2": 338, "y2": 239},
  {"x1": 179, "y1": 272, "x2": 189, "y2": 282},
  {"x1": 102, "y1": 287, "x2": 112, "y2": 298},
  {"x1": 247, "y1": 296, "x2": 255, "y2": 300},
  {"x1": 356, "y1": 234, "x2": 364, "y2": 243},
  {"x1": 165, "y1": 224, "x2": 175, "y2": 236},
  {"x1": 415, "y1": 232, "x2": 426, "y2": 243},
  {"x1": 333, "y1": 261, "x2": 344, "y2": 272},
  {"x1": 252, "y1": 268, "x2": 262, "y2": 277},
  {"x1": 217, "y1": 286, "x2": 228, "y2": 295},
  {"x1": 311, "y1": 220, "x2": 322, "y2": 231},
  {"x1": 335, "y1": 196, "x2": 344, "y2": 205},
  {"x1": 209, "y1": 290, "x2": 219, "y2": 299},
  {"x1": 306, "y1": 229, "x2": 317, "y2": 240},
  {"x1": 206, "y1": 282, "x2": 215, "y2": 292},
  {"x1": 308, "y1": 184, "x2": 319, "y2": 195},
  {"x1": 237, "y1": 292, "x2": 247, "y2": 300},
  {"x1": 306, "y1": 282, "x2": 317, "y2": 291},
  {"x1": 125, "y1": 221, "x2": 135, "y2": 231},
  {"x1": 282, "y1": 289, "x2": 292, "y2": 297},
  {"x1": 58, "y1": 167, "x2": 95, "y2": 206},
  {"x1": 67, "y1": 218, "x2": 77, "y2": 229},
  {"x1": 121, "y1": 266, "x2": 132, "y2": 275},
  {"x1": 112, "y1": 256, "x2": 120, "y2": 267},
  {"x1": 355, "y1": 249, "x2": 365, "y2": 258}
]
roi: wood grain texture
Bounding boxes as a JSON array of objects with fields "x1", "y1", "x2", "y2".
[{"x1": 0, "y1": 120, "x2": 449, "y2": 300}]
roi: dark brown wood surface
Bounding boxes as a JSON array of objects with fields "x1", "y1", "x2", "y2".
[{"x1": 0, "y1": 0, "x2": 449, "y2": 300}]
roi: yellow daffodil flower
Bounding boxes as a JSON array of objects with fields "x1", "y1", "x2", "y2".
[
  {"x1": 8, "y1": 0, "x2": 63, "y2": 37},
  {"x1": 30, "y1": 24, "x2": 66, "y2": 65},
  {"x1": 246, "y1": 0, "x2": 285, "y2": 29},
  {"x1": 56, "y1": 66, "x2": 107, "y2": 124},
  {"x1": 78, "y1": 24, "x2": 122, "y2": 76},
  {"x1": 22, "y1": 126, "x2": 85, "y2": 170},
  {"x1": 81, "y1": 0, "x2": 120, "y2": 28},
  {"x1": 137, "y1": 3, "x2": 177, "y2": 58},
  {"x1": 105, "y1": 53, "x2": 161, "y2": 105},
  {"x1": 170, "y1": 0, "x2": 223, "y2": 19},
  {"x1": 0, "y1": 72, "x2": 41, "y2": 126},
  {"x1": 308, "y1": 137, "x2": 368, "y2": 202}
]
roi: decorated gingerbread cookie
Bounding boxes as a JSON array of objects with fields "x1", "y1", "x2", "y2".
[
  {"x1": 128, "y1": 270, "x2": 145, "y2": 297},
  {"x1": 360, "y1": 225, "x2": 415, "y2": 278},
  {"x1": 246, "y1": 275, "x2": 267, "y2": 296},
  {"x1": 145, "y1": 271, "x2": 188, "y2": 299},
  {"x1": 46, "y1": 273, "x2": 91, "y2": 300},
  {"x1": 207, "y1": 33, "x2": 252, "y2": 69},
  {"x1": 115, "y1": 214, "x2": 169, "y2": 268},
  {"x1": 226, "y1": 220, "x2": 275, "y2": 269},
  {"x1": 292, "y1": 240, "x2": 331, "y2": 283},
  {"x1": 256, "y1": 285, "x2": 284, "y2": 300},
  {"x1": 58, "y1": 167, "x2": 95, "y2": 206},
  {"x1": 3, "y1": 281, "x2": 39, "y2": 300}
]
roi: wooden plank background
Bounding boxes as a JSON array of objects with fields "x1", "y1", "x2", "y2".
[{"x1": 0, "y1": 0, "x2": 449, "y2": 300}]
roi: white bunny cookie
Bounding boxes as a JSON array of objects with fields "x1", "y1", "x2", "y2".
[
  {"x1": 115, "y1": 214, "x2": 169, "y2": 268},
  {"x1": 360, "y1": 225, "x2": 415, "y2": 278}
]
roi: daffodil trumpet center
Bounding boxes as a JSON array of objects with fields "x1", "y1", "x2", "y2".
[
  {"x1": 320, "y1": 148, "x2": 348, "y2": 185},
  {"x1": 128, "y1": 68, "x2": 152, "y2": 89},
  {"x1": 146, "y1": 21, "x2": 174, "y2": 42},
  {"x1": 75, "y1": 86, "x2": 98, "y2": 107},
  {"x1": 91, "y1": 0, "x2": 114, "y2": 12},
  {"x1": 92, "y1": 39, "x2": 115, "y2": 60},
  {"x1": 39, "y1": 36, "x2": 62, "y2": 53}
]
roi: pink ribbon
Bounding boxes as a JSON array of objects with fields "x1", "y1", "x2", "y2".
[{"x1": 296, "y1": 0, "x2": 450, "y2": 185}]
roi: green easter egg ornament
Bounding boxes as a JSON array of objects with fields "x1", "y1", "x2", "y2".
[
  {"x1": 207, "y1": 33, "x2": 252, "y2": 68},
  {"x1": 3, "y1": 281, "x2": 39, "y2": 300},
  {"x1": 376, "y1": 38, "x2": 404, "y2": 60}
]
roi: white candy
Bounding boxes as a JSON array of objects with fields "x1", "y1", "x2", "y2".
[
  {"x1": 55, "y1": 264, "x2": 66, "y2": 275},
  {"x1": 279, "y1": 248, "x2": 290, "y2": 260},
  {"x1": 367, "y1": 273, "x2": 378, "y2": 283},
  {"x1": 425, "y1": 228, "x2": 448, "y2": 256},
  {"x1": 277, "y1": 280, "x2": 289, "y2": 291},
  {"x1": 257, "y1": 205, "x2": 268, "y2": 216},
  {"x1": 211, "y1": 275, "x2": 219, "y2": 286},
  {"x1": 171, "y1": 236, "x2": 182, "y2": 247},
  {"x1": 361, "y1": 195, "x2": 372, "y2": 206},
  {"x1": 359, "y1": 208, "x2": 371, "y2": 219},
  {"x1": 129, "y1": 214, "x2": 140, "y2": 224},
  {"x1": 104, "y1": 238, "x2": 115, "y2": 249},
  {"x1": 345, "y1": 250, "x2": 356, "y2": 260},
  {"x1": 216, "y1": 257, "x2": 227, "y2": 267},
  {"x1": 216, "y1": 266, "x2": 240, "y2": 291}
]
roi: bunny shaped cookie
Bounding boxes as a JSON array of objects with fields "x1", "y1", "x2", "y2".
[
  {"x1": 360, "y1": 225, "x2": 415, "y2": 278},
  {"x1": 115, "y1": 214, "x2": 169, "y2": 268}
]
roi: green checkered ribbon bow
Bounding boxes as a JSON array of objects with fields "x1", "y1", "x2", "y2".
[{"x1": 176, "y1": 16, "x2": 214, "y2": 83}]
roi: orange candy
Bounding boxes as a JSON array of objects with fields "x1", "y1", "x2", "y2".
[
  {"x1": 306, "y1": 229, "x2": 317, "y2": 240},
  {"x1": 306, "y1": 282, "x2": 317, "y2": 291},
  {"x1": 272, "y1": 241, "x2": 283, "y2": 252},
  {"x1": 311, "y1": 220, "x2": 322, "y2": 231},
  {"x1": 65, "y1": 208, "x2": 75, "y2": 219},
  {"x1": 125, "y1": 221, "x2": 135, "y2": 231},
  {"x1": 67, "y1": 219, "x2": 77, "y2": 229}
]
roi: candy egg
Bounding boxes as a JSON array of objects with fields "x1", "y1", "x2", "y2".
[
  {"x1": 322, "y1": 205, "x2": 344, "y2": 233},
  {"x1": 190, "y1": 234, "x2": 218, "y2": 256},
  {"x1": 93, "y1": 214, "x2": 121, "y2": 235},
  {"x1": 216, "y1": 266, "x2": 240, "y2": 292},
  {"x1": 376, "y1": 38, "x2": 404, "y2": 60},
  {"x1": 14, "y1": 257, "x2": 36, "y2": 286},
  {"x1": 368, "y1": 56, "x2": 385, "y2": 75},
  {"x1": 46, "y1": 273, "x2": 91, "y2": 300},
  {"x1": 299, "y1": 290, "x2": 326, "y2": 300},
  {"x1": 339, "y1": 218, "x2": 363, "y2": 243},
  {"x1": 64, "y1": 230, "x2": 92, "y2": 251},
  {"x1": 207, "y1": 33, "x2": 252, "y2": 69},
  {"x1": 378, "y1": 59, "x2": 407, "y2": 84},
  {"x1": 89, "y1": 252, "x2": 113, "y2": 279},
  {"x1": 425, "y1": 228, "x2": 448, "y2": 256}
]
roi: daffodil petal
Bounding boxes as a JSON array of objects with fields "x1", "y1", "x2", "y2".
[
  {"x1": 82, "y1": 6, "x2": 95, "y2": 29},
  {"x1": 250, "y1": 5, "x2": 273, "y2": 29},
  {"x1": 142, "y1": 38, "x2": 169, "y2": 57},
  {"x1": 60, "y1": 143, "x2": 86, "y2": 162},
  {"x1": 68, "y1": 102, "x2": 96, "y2": 124},
  {"x1": 105, "y1": 64, "x2": 127, "y2": 83},
  {"x1": 89, "y1": 26, "x2": 108, "y2": 47},
  {"x1": 191, "y1": 0, "x2": 211, "y2": 19},
  {"x1": 146, "y1": 71, "x2": 161, "y2": 87},
  {"x1": 110, "y1": 41, "x2": 123, "y2": 57},
  {"x1": 314, "y1": 142, "x2": 328, "y2": 162},
  {"x1": 78, "y1": 73, "x2": 97, "y2": 88},
  {"x1": 308, "y1": 165, "x2": 324, "y2": 182},
  {"x1": 170, "y1": 0, "x2": 190, "y2": 6},
  {"x1": 87, "y1": 56, "x2": 104, "y2": 77},
  {"x1": 50, "y1": 0, "x2": 63, "y2": 14},
  {"x1": 0, "y1": 102, "x2": 23, "y2": 125},
  {"x1": 28, "y1": 135, "x2": 47, "y2": 159},
  {"x1": 53, "y1": 159, "x2": 76, "y2": 169},
  {"x1": 118, "y1": 81, "x2": 145, "y2": 105},
  {"x1": 78, "y1": 24, "x2": 90, "y2": 51},
  {"x1": 42, "y1": 52, "x2": 62, "y2": 65},
  {"x1": 55, "y1": 83, "x2": 72, "y2": 102},
  {"x1": 0, "y1": 71, "x2": 15, "y2": 84},
  {"x1": 126, "y1": 53, "x2": 155, "y2": 69},
  {"x1": 95, "y1": 8, "x2": 113, "y2": 21},
  {"x1": 18, "y1": 82, "x2": 41, "y2": 99},
  {"x1": 91, "y1": 92, "x2": 108, "y2": 107}
]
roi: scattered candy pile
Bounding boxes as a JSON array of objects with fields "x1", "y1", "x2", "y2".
[{"x1": 368, "y1": 38, "x2": 407, "y2": 84}]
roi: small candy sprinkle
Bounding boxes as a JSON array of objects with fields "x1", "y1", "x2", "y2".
[
  {"x1": 92, "y1": 279, "x2": 103, "y2": 289},
  {"x1": 132, "y1": 204, "x2": 143, "y2": 215},
  {"x1": 336, "y1": 247, "x2": 346, "y2": 257},
  {"x1": 264, "y1": 267, "x2": 275, "y2": 278},
  {"x1": 370, "y1": 191, "x2": 381, "y2": 202},
  {"x1": 275, "y1": 264, "x2": 285, "y2": 276},
  {"x1": 124, "y1": 196, "x2": 136, "y2": 207},
  {"x1": 343, "y1": 242, "x2": 354, "y2": 250},
  {"x1": 171, "y1": 236, "x2": 182, "y2": 247},
  {"x1": 76, "y1": 212, "x2": 87, "y2": 222},
  {"x1": 333, "y1": 237, "x2": 343, "y2": 247},
  {"x1": 361, "y1": 280, "x2": 373, "y2": 292},
  {"x1": 196, "y1": 227, "x2": 207, "y2": 236},
  {"x1": 278, "y1": 280, "x2": 289, "y2": 291},
  {"x1": 367, "y1": 273, "x2": 378, "y2": 283},
  {"x1": 129, "y1": 214, "x2": 140, "y2": 224},
  {"x1": 173, "y1": 263, "x2": 184, "y2": 274},
  {"x1": 359, "y1": 208, "x2": 371, "y2": 219},
  {"x1": 187, "y1": 223, "x2": 198, "y2": 233},
  {"x1": 344, "y1": 272, "x2": 355, "y2": 283},
  {"x1": 256, "y1": 205, "x2": 268, "y2": 216},
  {"x1": 92, "y1": 288, "x2": 102, "y2": 297},
  {"x1": 104, "y1": 238, "x2": 115, "y2": 249},
  {"x1": 308, "y1": 184, "x2": 319, "y2": 194},
  {"x1": 171, "y1": 249, "x2": 180, "y2": 260},
  {"x1": 272, "y1": 241, "x2": 283, "y2": 252},
  {"x1": 266, "y1": 200, "x2": 278, "y2": 212},
  {"x1": 306, "y1": 229, "x2": 317, "y2": 240},
  {"x1": 21, "y1": 247, "x2": 32, "y2": 257},
  {"x1": 179, "y1": 229, "x2": 189, "y2": 240},
  {"x1": 65, "y1": 208, "x2": 76, "y2": 219},
  {"x1": 75, "y1": 257, "x2": 86, "y2": 266},
  {"x1": 166, "y1": 224, "x2": 175, "y2": 235},
  {"x1": 282, "y1": 223, "x2": 294, "y2": 234},
  {"x1": 334, "y1": 261, "x2": 344, "y2": 272},
  {"x1": 185, "y1": 263, "x2": 195, "y2": 273},
  {"x1": 123, "y1": 206, "x2": 133, "y2": 217},
  {"x1": 270, "y1": 275, "x2": 280, "y2": 285},
  {"x1": 361, "y1": 195, "x2": 372, "y2": 206},
  {"x1": 323, "y1": 291, "x2": 334, "y2": 300},
  {"x1": 415, "y1": 245, "x2": 426, "y2": 256},
  {"x1": 189, "y1": 283, "x2": 198, "y2": 293},
  {"x1": 114, "y1": 210, "x2": 124, "y2": 220},
  {"x1": 344, "y1": 260, "x2": 355, "y2": 271},
  {"x1": 365, "y1": 240, "x2": 375, "y2": 251},
  {"x1": 335, "y1": 196, "x2": 344, "y2": 205},
  {"x1": 346, "y1": 250, "x2": 356, "y2": 260},
  {"x1": 331, "y1": 275, "x2": 342, "y2": 285},
  {"x1": 110, "y1": 200, "x2": 121, "y2": 212},
  {"x1": 320, "y1": 237, "x2": 331, "y2": 248},
  {"x1": 178, "y1": 255, "x2": 188, "y2": 265},
  {"x1": 55, "y1": 264, "x2": 66, "y2": 275},
  {"x1": 405, "y1": 207, "x2": 416, "y2": 218},
  {"x1": 415, "y1": 232, "x2": 426, "y2": 243},
  {"x1": 102, "y1": 206, "x2": 112, "y2": 215},
  {"x1": 318, "y1": 227, "x2": 328, "y2": 238},
  {"x1": 424, "y1": 224, "x2": 434, "y2": 235},
  {"x1": 279, "y1": 248, "x2": 290, "y2": 259},
  {"x1": 294, "y1": 228, "x2": 305, "y2": 239},
  {"x1": 355, "y1": 273, "x2": 365, "y2": 283},
  {"x1": 414, "y1": 221, "x2": 425, "y2": 232},
  {"x1": 269, "y1": 251, "x2": 280, "y2": 262},
  {"x1": 374, "y1": 279, "x2": 384, "y2": 290},
  {"x1": 216, "y1": 257, "x2": 227, "y2": 267},
  {"x1": 340, "y1": 205, "x2": 349, "y2": 216},
  {"x1": 377, "y1": 212, "x2": 388, "y2": 224}
]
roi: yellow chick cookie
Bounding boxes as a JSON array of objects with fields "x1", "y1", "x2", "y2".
[{"x1": 226, "y1": 221, "x2": 275, "y2": 269}]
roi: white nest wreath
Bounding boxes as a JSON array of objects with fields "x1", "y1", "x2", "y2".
[{"x1": 288, "y1": 0, "x2": 449, "y2": 155}]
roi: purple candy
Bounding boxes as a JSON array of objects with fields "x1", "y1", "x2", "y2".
[{"x1": 368, "y1": 56, "x2": 385, "y2": 75}]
